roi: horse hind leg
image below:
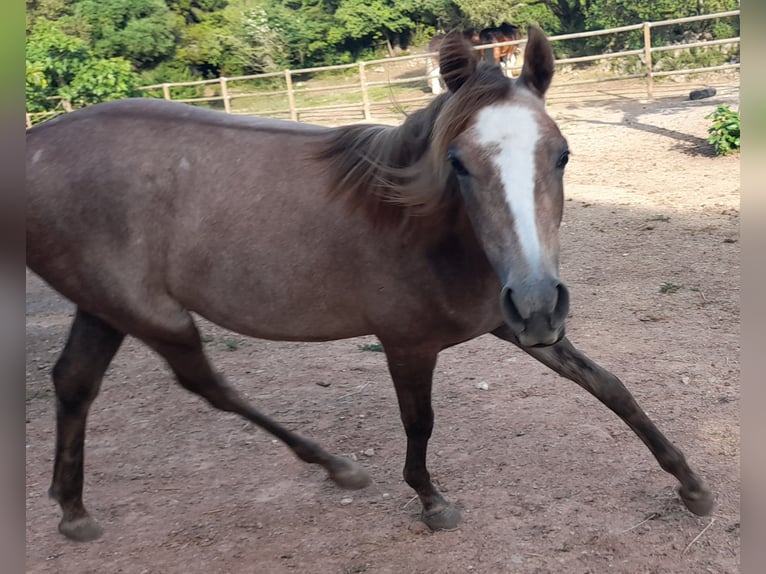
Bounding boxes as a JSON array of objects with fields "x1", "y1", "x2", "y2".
[
  {"x1": 505, "y1": 52, "x2": 517, "y2": 78},
  {"x1": 493, "y1": 326, "x2": 714, "y2": 516},
  {"x1": 384, "y1": 345, "x2": 461, "y2": 530},
  {"x1": 48, "y1": 308, "x2": 125, "y2": 541},
  {"x1": 139, "y1": 308, "x2": 370, "y2": 491},
  {"x1": 426, "y1": 60, "x2": 443, "y2": 95}
]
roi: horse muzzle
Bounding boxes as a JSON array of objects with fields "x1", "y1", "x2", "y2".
[{"x1": 500, "y1": 277, "x2": 569, "y2": 347}]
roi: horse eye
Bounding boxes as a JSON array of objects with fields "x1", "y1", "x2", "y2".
[
  {"x1": 557, "y1": 150, "x2": 570, "y2": 169},
  {"x1": 448, "y1": 150, "x2": 470, "y2": 177}
]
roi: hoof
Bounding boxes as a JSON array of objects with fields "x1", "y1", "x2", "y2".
[
  {"x1": 59, "y1": 516, "x2": 104, "y2": 542},
  {"x1": 422, "y1": 504, "x2": 462, "y2": 530},
  {"x1": 329, "y1": 457, "x2": 371, "y2": 490},
  {"x1": 678, "y1": 485, "x2": 715, "y2": 516}
]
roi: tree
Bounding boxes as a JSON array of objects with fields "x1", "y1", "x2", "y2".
[
  {"x1": 174, "y1": 1, "x2": 289, "y2": 76},
  {"x1": 166, "y1": 0, "x2": 229, "y2": 24},
  {"x1": 330, "y1": 0, "x2": 413, "y2": 55},
  {"x1": 259, "y1": 0, "x2": 352, "y2": 66},
  {"x1": 398, "y1": 0, "x2": 461, "y2": 31},
  {"x1": 59, "y1": 58, "x2": 139, "y2": 107},
  {"x1": 585, "y1": 0, "x2": 738, "y2": 32},
  {"x1": 26, "y1": 21, "x2": 92, "y2": 111},
  {"x1": 26, "y1": 0, "x2": 76, "y2": 32},
  {"x1": 584, "y1": 0, "x2": 739, "y2": 50},
  {"x1": 26, "y1": 20, "x2": 139, "y2": 112},
  {"x1": 451, "y1": 0, "x2": 586, "y2": 33},
  {"x1": 451, "y1": 0, "x2": 523, "y2": 28},
  {"x1": 66, "y1": 0, "x2": 179, "y2": 66}
]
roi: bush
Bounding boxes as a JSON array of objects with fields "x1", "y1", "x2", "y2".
[
  {"x1": 706, "y1": 104, "x2": 740, "y2": 156},
  {"x1": 26, "y1": 20, "x2": 141, "y2": 112},
  {"x1": 654, "y1": 45, "x2": 735, "y2": 72},
  {"x1": 59, "y1": 58, "x2": 139, "y2": 107}
]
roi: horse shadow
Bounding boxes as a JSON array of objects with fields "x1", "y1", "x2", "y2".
[{"x1": 558, "y1": 91, "x2": 738, "y2": 158}]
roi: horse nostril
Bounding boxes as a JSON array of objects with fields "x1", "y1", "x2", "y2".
[
  {"x1": 500, "y1": 285, "x2": 525, "y2": 329},
  {"x1": 552, "y1": 282, "x2": 570, "y2": 325}
]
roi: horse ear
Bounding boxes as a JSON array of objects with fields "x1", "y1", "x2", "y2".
[
  {"x1": 439, "y1": 30, "x2": 478, "y2": 93},
  {"x1": 518, "y1": 26, "x2": 555, "y2": 98}
]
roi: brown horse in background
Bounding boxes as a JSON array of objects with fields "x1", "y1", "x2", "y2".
[
  {"x1": 479, "y1": 22, "x2": 525, "y2": 77},
  {"x1": 26, "y1": 27, "x2": 713, "y2": 542},
  {"x1": 425, "y1": 28, "x2": 481, "y2": 94}
]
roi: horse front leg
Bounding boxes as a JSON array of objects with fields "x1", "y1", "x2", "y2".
[
  {"x1": 383, "y1": 345, "x2": 461, "y2": 530},
  {"x1": 492, "y1": 326, "x2": 714, "y2": 516}
]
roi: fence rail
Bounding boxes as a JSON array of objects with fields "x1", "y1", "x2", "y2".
[{"x1": 26, "y1": 9, "x2": 740, "y2": 128}]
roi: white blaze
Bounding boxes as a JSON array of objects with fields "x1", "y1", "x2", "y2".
[{"x1": 474, "y1": 104, "x2": 542, "y2": 270}]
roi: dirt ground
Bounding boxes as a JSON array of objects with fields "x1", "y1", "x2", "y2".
[{"x1": 26, "y1": 74, "x2": 740, "y2": 573}]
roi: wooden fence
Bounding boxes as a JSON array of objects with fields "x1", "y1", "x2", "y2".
[{"x1": 26, "y1": 9, "x2": 740, "y2": 128}]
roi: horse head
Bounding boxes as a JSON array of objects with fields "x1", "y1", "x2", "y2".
[{"x1": 435, "y1": 27, "x2": 569, "y2": 347}]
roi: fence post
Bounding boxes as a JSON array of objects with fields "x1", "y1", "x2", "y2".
[
  {"x1": 162, "y1": 83, "x2": 171, "y2": 101},
  {"x1": 220, "y1": 77, "x2": 231, "y2": 113},
  {"x1": 643, "y1": 22, "x2": 654, "y2": 99},
  {"x1": 26, "y1": 113, "x2": 32, "y2": 129},
  {"x1": 359, "y1": 61, "x2": 371, "y2": 121},
  {"x1": 285, "y1": 69, "x2": 298, "y2": 122}
]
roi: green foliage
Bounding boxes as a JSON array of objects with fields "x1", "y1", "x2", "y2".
[
  {"x1": 166, "y1": 0, "x2": 229, "y2": 24},
  {"x1": 358, "y1": 342, "x2": 384, "y2": 352},
  {"x1": 175, "y1": 2, "x2": 289, "y2": 76},
  {"x1": 451, "y1": 0, "x2": 563, "y2": 31},
  {"x1": 706, "y1": 104, "x2": 740, "y2": 156},
  {"x1": 263, "y1": 1, "x2": 340, "y2": 66},
  {"x1": 221, "y1": 338, "x2": 243, "y2": 351},
  {"x1": 26, "y1": 0, "x2": 741, "y2": 106},
  {"x1": 659, "y1": 282, "x2": 682, "y2": 294},
  {"x1": 26, "y1": 20, "x2": 90, "y2": 88},
  {"x1": 26, "y1": 20, "x2": 140, "y2": 112},
  {"x1": 584, "y1": 0, "x2": 739, "y2": 53},
  {"x1": 400, "y1": 0, "x2": 462, "y2": 31},
  {"x1": 238, "y1": 5, "x2": 290, "y2": 67},
  {"x1": 333, "y1": 0, "x2": 410, "y2": 41},
  {"x1": 59, "y1": 57, "x2": 138, "y2": 106},
  {"x1": 451, "y1": 0, "x2": 512, "y2": 27},
  {"x1": 586, "y1": 0, "x2": 683, "y2": 31},
  {"x1": 26, "y1": 0, "x2": 76, "y2": 32},
  {"x1": 655, "y1": 44, "x2": 734, "y2": 72},
  {"x1": 67, "y1": 0, "x2": 179, "y2": 66}
]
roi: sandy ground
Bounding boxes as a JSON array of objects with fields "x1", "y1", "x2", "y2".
[{"x1": 26, "y1": 74, "x2": 740, "y2": 573}]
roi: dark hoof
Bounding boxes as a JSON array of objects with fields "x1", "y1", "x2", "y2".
[
  {"x1": 422, "y1": 504, "x2": 462, "y2": 530},
  {"x1": 328, "y1": 457, "x2": 371, "y2": 490},
  {"x1": 59, "y1": 516, "x2": 104, "y2": 542},
  {"x1": 678, "y1": 485, "x2": 715, "y2": 516}
]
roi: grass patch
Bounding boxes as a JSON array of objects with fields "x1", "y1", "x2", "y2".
[
  {"x1": 221, "y1": 338, "x2": 243, "y2": 351},
  {"x1": 358, "y1": 342, "x2": 384, "y2": 352},
  {"x1": 659, "y1": 282, "x2": 683, "y2": 294}
]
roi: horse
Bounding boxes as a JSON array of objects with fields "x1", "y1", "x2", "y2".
[
  {"x1": 26, "y1": 27, "x2": 714, "y2": 542},
  {"x1": 425, "y1": 28, "x2": 481, "y2": 95},
  {"x1": 479, "y1": 22, "x2": 525, "y2": 77}
]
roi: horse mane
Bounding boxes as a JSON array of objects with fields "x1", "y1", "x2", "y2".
[{"x1": 317, "y1": 43, "x2": 511, "y2": 228}]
